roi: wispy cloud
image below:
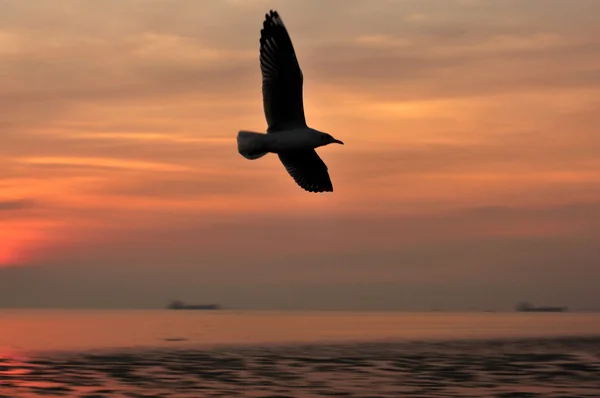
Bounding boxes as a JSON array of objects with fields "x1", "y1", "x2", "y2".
[
  {"x1": 54, "y1": 132, "x2": 231, "y2": 144},
  {"x1": 15, "y1": 157, "x2": 195, "y2": 172},
  {"x1": 0, "y1": 199, "x2": 37, "y2": 212}
]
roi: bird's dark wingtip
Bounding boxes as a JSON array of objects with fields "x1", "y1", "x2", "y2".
[
  {"x1": 264, "y1": 10, "x2": 282, "y2": 25},
  {"x1": 306, "y1": 185, "x2": 333, "y2": 193}
]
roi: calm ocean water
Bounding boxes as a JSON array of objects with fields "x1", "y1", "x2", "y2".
[
  {"x1": 1, "y1": 311, "x2": 600, "y2": 397},
  {"x1": 1, "y1": 310, "x2": 599, "y2": 353}
]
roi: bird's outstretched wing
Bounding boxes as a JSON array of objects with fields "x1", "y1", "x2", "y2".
[
  {"x1": 278, "y1": 150, "x2": 333, "y2": 193},
  {"x1": 260, "y1": 10, "x2": 307, "y2": 132}
]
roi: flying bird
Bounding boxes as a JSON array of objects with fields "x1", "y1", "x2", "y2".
[{"x1": 237, "y1": 10, "x2": 344, "y2": 193}]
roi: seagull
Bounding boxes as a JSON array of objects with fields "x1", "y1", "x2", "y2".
[{"x1": 237, "y1": 10, "x2": 344, "y2": 193}]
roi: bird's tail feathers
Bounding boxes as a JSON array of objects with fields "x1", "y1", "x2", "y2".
[{"x1": 237, "y1": 131, "x2": 269, "y2": 160}]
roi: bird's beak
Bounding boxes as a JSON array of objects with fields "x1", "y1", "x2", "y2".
[{"x1": 332, "y1": 139, "x2": 344, "y2": 145}]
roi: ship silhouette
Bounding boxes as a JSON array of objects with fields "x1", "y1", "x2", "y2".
[
  {"x1": 515, "y1": 301, "x2": 567, "y2": 312},
  {"x1": 166, "y1": 300, "x2": 220, "y2": 310}
]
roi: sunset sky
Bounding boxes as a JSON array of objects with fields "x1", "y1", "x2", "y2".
[{"x1": 1, "y1": 0, "x2": 600, "y2": 310}]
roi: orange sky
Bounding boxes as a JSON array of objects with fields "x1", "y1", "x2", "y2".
[{"x1": 1, "y1": 0, "x2": 600, "y2": 309}]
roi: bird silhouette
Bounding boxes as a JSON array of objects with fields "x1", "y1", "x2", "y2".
[{"x1": 237, "y1": 10, "x2": 344, "y2": 193}]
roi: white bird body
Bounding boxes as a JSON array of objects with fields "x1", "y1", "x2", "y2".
[
  {"x1": 267, "y1": 128, "x2": 328, "y2": 151},
  {"x1": 238, "y1": 127, "x2": 339, "y2": 157},
  {"x1": 236, "y1": 10, "x2": 344, "y2": 193}
]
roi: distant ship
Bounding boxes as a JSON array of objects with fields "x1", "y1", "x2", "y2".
[
  {"x1": 515, "y1": 301, "x2": 567, "y2": 312},
  {"x1": 166, "y1": 300, "x2": 220, "y2": 310}
]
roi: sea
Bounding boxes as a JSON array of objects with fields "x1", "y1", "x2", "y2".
[{"x1": 1, "y1": 310, "x2": 599, "y2": 397}]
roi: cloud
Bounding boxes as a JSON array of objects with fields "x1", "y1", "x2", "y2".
[
  {"x1": 15, "y1": 156, "x2": 195, "y2": 173},
  {"x1": 1, "y1": 201, "x2": 599, "y2": 309},
  {"x1": 0, "y1": 199, "x2": 37, "y2": 211},
  {"x1": 307, "y1": 35, "x2": 600, "y2": 104}
]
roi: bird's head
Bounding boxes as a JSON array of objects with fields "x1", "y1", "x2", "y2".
[{"x1": 318, "y1": 132, "x2": 344, "y2": 147}]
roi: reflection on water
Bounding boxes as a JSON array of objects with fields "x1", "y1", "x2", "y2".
[
  {"x1": 1, "y1": 310, "x2": 600, "y2": 352},
  {"x1": 0, "y1": 337, "x2": 599, "y2": 397},
  {"x1": 1, "y1": 311, "x2": 599, "y2": 397}
]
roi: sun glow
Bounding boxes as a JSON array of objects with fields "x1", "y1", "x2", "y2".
[
  {"x1": 0, "y1": 222, "x2": 57, "y2": 266},
  {"x1": 0, "y1": 241, "x2": 25, "y2": 266}
]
